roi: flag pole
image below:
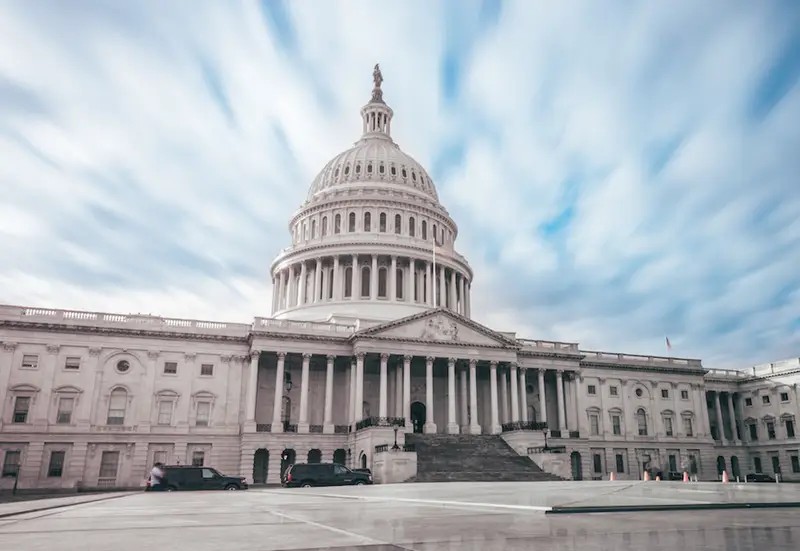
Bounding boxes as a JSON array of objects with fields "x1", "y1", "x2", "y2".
[{"x1": 432, "y1": 237, "x2": 437, "y2": 308}]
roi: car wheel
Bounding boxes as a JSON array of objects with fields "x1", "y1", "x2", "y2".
[
  {"x1": 354, "y1": 480, "x2": 366, "y2": 486},
  {"x1": 225, "y1": 484, "x2": 239, "y2": 491},
  {"x1": 300, "y1": 482, "x2": 313, "y2": 488}
]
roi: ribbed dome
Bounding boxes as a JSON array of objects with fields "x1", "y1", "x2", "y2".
[{"x1": 306, "y1": 137, "x2": 439, "y2": 202}]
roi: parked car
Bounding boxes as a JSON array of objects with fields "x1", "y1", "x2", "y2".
[
  {"x1": 282, "y1": 462, "x2": 373, "y2": 488},
  {"x1": 146, "y1": 465, "x2": 248, "y2": 491},
  {"x1": 745, "y1": 473, "x2": 776, "y2": 483}
]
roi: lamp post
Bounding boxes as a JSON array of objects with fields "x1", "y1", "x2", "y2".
[
  {"x1": 392, "y1": 426, "x2": 400, "y2": 450},
  {"x1": 542, "y1": 427, "x2": 549, "y2": 451}
]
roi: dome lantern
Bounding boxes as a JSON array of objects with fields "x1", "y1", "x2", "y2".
[{"x1": 360, "y1": 63, "x2": 393, "y2": 140}]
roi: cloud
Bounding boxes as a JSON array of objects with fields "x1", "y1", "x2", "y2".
[{"x1": 0, "y1": 0, "x2": 798, "y2": 370}]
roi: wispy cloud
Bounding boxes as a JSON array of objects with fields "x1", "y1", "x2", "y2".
[{"x1": 1, "y1": 0, "x2": 798, "y2": 369}]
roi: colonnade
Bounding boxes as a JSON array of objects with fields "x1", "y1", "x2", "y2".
[{"x1": 271, "y1": 254, "x2": 471, "y2": 316}]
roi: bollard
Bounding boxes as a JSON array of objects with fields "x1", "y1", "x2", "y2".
[{"x1": 609, "y1": 471, "x2": 616, "y2": 481}]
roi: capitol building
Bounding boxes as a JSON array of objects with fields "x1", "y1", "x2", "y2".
[{"x1": 1, "y1": 68, "x2": 799, "y2": 490}]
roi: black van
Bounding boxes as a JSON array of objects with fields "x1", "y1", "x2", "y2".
[
  {"x1": 282, "y1": 463, "x2": 372, "y2": 488},
  {"x1": 148, "y1": 466, "x2": 248, "y2": 491}
]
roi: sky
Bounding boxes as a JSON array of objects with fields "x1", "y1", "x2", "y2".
[{"x1": 1, "y1": 0, "x2": 798, "y2": 370}]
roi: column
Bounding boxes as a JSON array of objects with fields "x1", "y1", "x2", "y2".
[
  {"x1": 519, "y1": 368, "x2": 528, "y2": 423},
  {"x1": 379, "y1": 353, "x2": 388, "y2": 418},
  {"x1": 449, "y1": 270, "x2": 456, "y2": 310},
  {"x1": 538, "y1": 369, "x2": 547, "y2": 426},
  {"x1": 245, "y1": 351, "x2": 260, "y2": 425},
  {"x1": 465, "y1": 281, "x2": 471, "y2": 317},
  {"x1": 287, "y1": 267, "x2": 295, "y2": 307},
  {"x1": 403, "y1": 355, "x2": 412, "y2": 428},
  {"x1": 270, "y1": 352, "x2": 286, "y2": 432},
  {"x1": 333, "y1": 256, "x2": 340, "y2": 300},
  {"x1": 424, "y1": 356, "x2": 436, "y2": 433},
  {"x1": 395, "y1": 362, "x2": 403, "y2": 417},
  {"x1": 313, "y1": 259, "x2": 322, "y2": 303},
  {"x1": 371, "y1": 255, "x2": 378, "y2": 299},
  {"x1": 348, "y1": 358, "x2": 356, "y2": 425},
  {"x1": 351, "y1": 254, "x2": 359, "y2": 300},
  {"x1": 299, "y1": 262, "x2": 307, "y2": 304},
  {"x1": 426, "y1": 261, "x2": 433, "y2": 305},
  {"x1": 509, "y1": 363, "x2": 520, "y2": 422},
  {"x1": 737, "y1": 393, "x2": 748, "y2": 443},
  {"x1": 323, "y1": 355, "x2": 335, "y2": 433},
  {"x1": 390, "y1": 256, "x2": 397, "y2": 301},
  {"x1": 271, "y1": 276, "x2": 278, "y2": 312},
  {"x1": 500, "y1": 368, "x2": 509, "y2": 423},
  {"x1": 439, "y1": 265, "x2": 446, "y2": 307},
  {"x1": 447, "y1": 358, "x2": 458, "y2": 434},
  {"x1": 355, "y1": 353, "x2": 365, "y2": 421},
  {"x1": 727, "y1": 392, "x2": 738, "y2": 443},
  {"x1": 556, "y1": 370, "x2": 567, "y2": 431},
  {"x1": 459, "y1": 275, "x2": 466, "y2": 315},
  {"x1": 321, "y1": 262, "x2": 329, "y2": 302},
  {"x1": 460, "y1": 367, "x2": 469, "y2": 427},
  {"x1": 298, "y1": 353, "x2": 311, "y2": 432},
  {"x1": 714, "y1": 391, "x2": 724, "y2": 441},
  {"x1": 410, "y1": 259, "x2": 416, "y2": 303},
  {"x1": 469, "y1": 359, "x2": 480, "y2": 434},
  {"x1": 490, "y1": 361, "x2": 501, "y2": 434}
]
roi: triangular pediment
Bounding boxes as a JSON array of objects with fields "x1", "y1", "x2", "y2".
[{"x1": 354, "y1": 308, "x2": 518, "y2": 348}]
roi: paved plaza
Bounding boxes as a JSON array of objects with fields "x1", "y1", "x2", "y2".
[{"x1": 1, "y1": 482, "x2": 800, "y2": 550}]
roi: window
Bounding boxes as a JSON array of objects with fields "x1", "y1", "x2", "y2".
[
  {"x1": 153, "y1": 451, "x2": 167, "y2": 466},
  {"x1": 56, "y1": 397, "x2": 74, "y2": 424},
  {"x1": 164, "y1": 362, "x2": 177, "y2": 375},
  {"x1": 754, "y1": 456, "x2": 762, "y2": 473},
  {"x1": 791, "y1": 455, "x2": 800, "y2": 474},
  {"x1": 334, "y1": 213, "x2": 341, "y2": 234},
  {"x1": 683, "y1": 417, "x2": 694, "y2": 437},
  {"x1": 762, "y1": 395, "x2": 770, "y2": 405},
  {"x1": 681, "y1": 390, "x2": 689, "y2": 400},
  {"x1": 364, "y1": 212, "x2": 371, "y2": 232},
  {"x1": 635, "y1": 388, "x2": 643, "y2": 398},
  {"x1": 361, "y1": 266, "x2": 370, "y2": 297},
  {"x1": 593, "y1": 453, "x2": 602, "y2": 473},
  {"x1": 202, "y1": 468, "x2": 216, "y2": 479},
  {"x1": 302, "y1": 223, "x2": 306, "y2": 241},
  {"x1": 99, "y1": 451, "x2": 119, "y2": 479},
  {"x1": 13, "y1": 396, "x2": 30, "y2": 423},
  {"x1": 2, "y1": 451, "x2": 21, "y2": 477},
  {"x1": 637, "y1": 409, "x2": 647, "y2": 436},
  {"x1": 749, "y1": 423, "x2": 758, "y2": 440},
  {"x1": 745, "y1": 397, "x2": 752, "y2": 406},
  {"x1": 157, "y1": 400, "x2": 172, "y2": 426},
  {"x1": 781, "y1": 392, "x2": 790, "y2": 402},
  {"x1": 379, "y1": 212, "x2": 386, "y2": 232},
  {"x1": 321, "y1": 216, "x2": 328, "y2": 237},
  {"x1": 787, "y1": 420, "x2": 796, "y2": 438},
  {"x1": 668, "y1": 454, "x2": 677, "y2": 472},
  {"x1": 200, "y1": 364, "x2": 213, "y2": 376},
  {"x1": 107, "y1": 388, "x2": 127, "y2": 425},
  {"x1": 612, "y1": 415, "x2": 621, "y2": 435},
  {"x1": 196, "y1": 401, "x2": 211, "y2": 426},
  {"x1": 409, "y1": 217, "x2": 415, "y2": 237},
  {"x1": 661, "y1": 389, "x2": 669, "y2": 399},
  {"x1": 378, "y1": 267, "x2": 387, "y2": 298},
  {"x1": 48, "y1": 451, "x2": 65, "y2": 477},
  {"x1": 348, "y1": 212, "x2": 356, "y2": 232},
  {"x1": 615, "y1": 454, "x2": 625, "y2": 473},
  {"x1": 344, "y1": 267, "x2": 353, "y2": 298},
  {"x1": 192, "y1": 451, "x2": 205, "y2": 467},
  {"x1": 664, "y1": 417, "x2": 674, "y2": 437},
  {"x1": 609, "y1": 386, "x2": 618, "y2": 396},
  {"x1": 311, "y1": 219, "x2": 317, "y2": 238},
  {"x1": 772, "y1": 456, "x2": 781, "y2": 474},
  {"x1": 767, "y1": 421, "x2": 776, "y2": 440},
  {"x1": 396, "y1": 269, "x2": 404, "y2": 300},
  {"x1": 590, "y1": 414, "x2": 599, "y2": 435},
  {"x1": 65, "y1": 357, "x2": 80, "y2": 370},
  {"x1": 421, "y1": 220, "x2": 427, "y2": 240},
  {"x1": 689, "y1": 454, "x2": 698, "y2": 474},
  {"x1": 394, "y1": 214, "x2": 401, "y2": 234},
  {"x1": 587, "y1": 385, "x2": 596, "y2": 395},
  {"x1": 21, "y1": 354, "x2": 38, "y2": 369},
  {"x1": 116, "y1": 359, "x2": 130, "y2": 373}
]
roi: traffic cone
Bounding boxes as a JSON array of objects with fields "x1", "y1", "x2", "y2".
[
  {"x1": 643, "y1": 470, "x2": 650, "y2": 481},
  {"x1": 721, "y1": 470, "x2": 729, "y2": 484},
  {"x1": 655, "y1": 475, "x2": 661, "y2": 481},
  {"x1": 609, "y1": 471, "x2": 616, "y2": 481},
  {"x1": 683, "y1": 471, "x2": 689, "y2": 482}
]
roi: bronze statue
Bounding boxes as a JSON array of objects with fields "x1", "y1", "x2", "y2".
[{"x1": 373, "y1": 63, "x2": 383, "y2": 89}]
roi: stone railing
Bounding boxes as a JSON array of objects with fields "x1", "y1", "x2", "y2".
[
  {"x1": 355, "y1": 417, "x2": 405, "y2": 431},
  {"x1": 705, "y1": 368, "x2": 750, "y2": 379},
  {"x1": 501, "y1": 421, "x2": 548, "y2": 432},
  {"x1": 582, "y1": 350, "x2": 703, "y2": 369},
  {"x1": 517, "y1": 339, "x2": 580, "y2": 353},
  {"x1": 256, "y1": 424, "x2": 271, "y2": 433},
  {"x1": 254, "y1": 317, "x2": 356, "y2": 336},
  {"x1": 309, "y1": 425, "x2": 323, "y2": 434},
  {"x1": 334, "y1": 425, "x2": 351, "y2": 434},
  {"x1": 374, "y1": 444, "x2": 389, "y2": 454},
  {"x1": 527, "y1": 445, "x2": 566, "y2": 454}
]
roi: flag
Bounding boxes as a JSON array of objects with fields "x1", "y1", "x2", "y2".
[{"x1": 665, "y1": 336, "x2": 672, "y2": 351}]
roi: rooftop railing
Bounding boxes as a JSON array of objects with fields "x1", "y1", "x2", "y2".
[
  {"x1": 581, "y1": 350, "x2": 703, "y2": 369},
  {"x1": 254, "y1": 317, "x2": 356, "y2": 335},
  {"x1": 517, "y1": 339, "x2": 580, "y2": 353}
]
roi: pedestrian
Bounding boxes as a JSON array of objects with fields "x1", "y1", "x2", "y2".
[{"x1": 149, "y1": 462, "x2": 167, "y2": 491}]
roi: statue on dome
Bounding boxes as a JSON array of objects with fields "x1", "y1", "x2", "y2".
[{"x1": 373, "y1": 63, "x2": 383, "y2": 88}]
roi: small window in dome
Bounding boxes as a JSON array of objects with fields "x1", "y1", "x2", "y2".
[
  {"x1": 379, "y1": 163, "x2": 385, "y2": 174},
  {"x1": 344, "y1": 165, "x2": 350, "y2": 176},
  {"x1": 367, "y1": 162, "x2": 373, "y2": 174},
  {"x1": 391, "y1": 166, "x2": 396, "y2": 176},
  {"x1": 401, "y1": 168, "x2": 407, "y2": 178},
  {"x1": 334, "y1": 167, "x2": 339, "y2": 178},
  {"x1": 355, "y1": 164, "x2": 361, "y2": 174},
  {"x1": 411, "y1": 171, "x2": 416, "y2": 182}
]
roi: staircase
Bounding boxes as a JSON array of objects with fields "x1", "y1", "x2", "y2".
[{"x1": 404, "y1": 433, "x2": 564, "y2": 482}]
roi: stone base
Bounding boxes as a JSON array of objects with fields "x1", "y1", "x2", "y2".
[
  {"x1": 490, "y1": 424, "x2": 502, "y2": 435},
  {"x1": 423, "y1": 423, "x2": 437, "y2": 434},
  {"x1": 270, "y1": 423, "x2": 284, "y2": 433},
  {"x1": 297, "y1": 423, "x2": 310, "y2": 434},
  {"x1": 446, "y1": 423, "x2": 460, "y2": 434},
  {"x1": 469, "y1": 424, "x2": 481, "y2": 435},
  {"x1": 322, "y1": 424, "x2": 335, "y2": 434}
]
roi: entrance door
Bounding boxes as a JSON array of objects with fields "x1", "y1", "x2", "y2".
[
  {"x1": 410, "y1": 401, "x2": 426, "y2": 433},
  {"x1": 253, "y1": 449, "x2": 269, "y2": 484},
  {"x1": 281, "y1": 449, "x2": 296, "y2": 479},
  {"x1": 571, "y1": 451, "x2": 583, "y2": 481},
  {"x1": 716, "y1": 455, "x2": 726, "y2": 479},
  {"x1": 333, "y1": 448, "x2": 347, "y2": 465}
]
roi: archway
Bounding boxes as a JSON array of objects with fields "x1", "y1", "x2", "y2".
[
  {"x1": 308, "y1": 449, "x2": 322, "y2": 464},
  {"x1": 410, "y1": 401, "x2": 426, "y2": 433},
  {"x1": 731, "y1": 456, "x2": 740, "y2": 480},
  {"x1": 360, "y1": 452, "x2": 367, "y2": 469},
  {"x1": 252, "y1": 449, "x2": 269, "y2": 484},
  {"x1": 716, "y1": 455, "x2": 726, "y2": 478},
  {"x1": 280, "y1": 448, "x2": 296, "y2": 478},
  {"x1": 333, "y1": 448, "x2": 346, "y2": 465},
  {"x1": 571, "y1": 451, "x2": 583, "y2": 481}
]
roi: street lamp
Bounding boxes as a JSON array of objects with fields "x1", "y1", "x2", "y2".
[
  {"x1": 392, "y1": 426, "x2": 400, "y2": 450},
  {"x1": 541, "y1": 427, "x2": 549, "y2": 451}
]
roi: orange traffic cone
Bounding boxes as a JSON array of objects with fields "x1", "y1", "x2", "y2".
[
  {"x1": 721, "y1": 470, "x2": 729, "y2": 484},
  {"x1": 683, "y1": 471, "x2": 689, "y2": 482},
  {"x1": 643, "y1": 470, "x2": 650, "y2": 481},
  {"x1": 610, "y1": 471, "x2": 616, "y2": 481}
]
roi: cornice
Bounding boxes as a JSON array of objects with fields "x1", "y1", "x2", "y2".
[
  {"x1": 0, "y1": 321, "x2": 249, "y2": 344},
  {"x1": 580, "y1": 360, "x2": 706, "y2": 376}
]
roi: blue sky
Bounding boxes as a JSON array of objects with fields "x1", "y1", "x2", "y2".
[{"x1": 1, "y1": 0, "x2": 798, "y2": 369}]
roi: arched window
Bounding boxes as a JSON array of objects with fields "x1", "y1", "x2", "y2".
[
  {"x1": 364, "y1": 212, "x2": 371, "y2": 232},
  {"x1": 311, "y1": 219, "x2": 317, "y2": 239},
  {"x1": 334, "y1": 213, "x2": 341, "y2": 234},
  {"x1": 302, "y1": 223, "x2": 307, "y2": 241},
  {"x1": 440, "y1": 227, "x2": 445, "y2": 243},
  {"x1": 379, "y1": 212, "x2": 386, "y2": 232},
  {"x1": 107, "y1": 388, "x2": 127, "y2": 425},
  {"x1": 432, "y1": 223, "x2": 436, "y2": 242},
  {"x1": 361, "y1": 266, "x2": 371, "y2": 297},
  {"x1": 328, "y1": 268, "x2": 334, "y2": 299},
  {"x1": 344, "y1": 267, "x2": 353, "y2": 298},
  {"x1": 396, "y1": 268, "x2": 404, "y2": 300},
  {"x1": 348, "y1": 213, "x2": 356, "y2": 232},
  {"x1": 378, "y1": 267, "x2": 387, "y2": 298},
  {"x1": 422, "y1": 220, "x2": 427, "y2": 240},
  {"x1": 394, "y1": 214, "x2": 402, "y2": 234},
  {"x1": 637, "y1": 408, "x2": 648, "y2": 436},
  {"x1": 321, "y1": 216, "x2": 328, "y2": 237},
  {"x1": 409, "y1": 217, "x2": 416, "y2": 237}
]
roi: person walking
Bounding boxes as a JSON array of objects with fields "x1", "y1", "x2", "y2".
[{"x1": 149, "y1": 462, "x2": 167, "y2": 491}]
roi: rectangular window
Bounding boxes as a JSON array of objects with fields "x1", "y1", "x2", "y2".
[
  {"x1": 683, "y1": 417, "x2": 694, "y2": 437},
  {"x1": 99, "y1": 451, "x2": 119, "y2": 479},
  {"x1": 593, "y1": 453, "x2": 602, "y2": 473},
  {"x1": 749, "y1": 423, "x2": 758, "y2": 440},
  {"x1": 157, "y1": 401, "x2": 172, "y2": 426},
  {"x1": 21, "y1": 354, "x2": 39, "y2": 369},
  {"x1": 590, "y1": 414, "x2": 599, "y2": 435},
  {"x1": 2, "y1": 451, "x2": 21, "y2": 477},
  {"x1": 56, "y1": 397, "x2": 74, "y2": 424},
  {"x1": 192, "y1": 451, "x2": 205, "y2": 467},
  {"x1": 164, "y1": 362, "x2": 178, "y2": 375},
  {"x1": 587, "y1": 385, "x2": 596, "y2": 395},
  {"x1": 781, "y1": 392, "x2": 790, "y2": 402},
  {"x1": 615, "y1": 453, "x2": 625, "y2": 473},
  {"x1": 612, "y1": 415, "x2": 621, "y2": 435},
  {"x1": 195, "y1": 402, "x2": 211, "y2": 426},
  {"x1": 791, "y1": 455, "x2": 800, "y2": 474},
  {"x1": 689, "y1": 454, "x2": 698, "y2": 474},
  {"x1": 745, "y1": 397, "x2": 752, "y2": 407},
  {"x1": 681, "y1": 390, "x2": 689, "y2": 400},
  {"x1": 669, "y1": 454, "x2": 677, "y2": 472},
  {"x1": 787, "y1": 420, "x2": 796, "y2": 438},
  {"x1": 771, "y1": 455, "x2": 781, "y2": 474},
  {"x1": 661, "y1": 389, "x2": 669, "y2": 399},
  {"x1": 48, "y1": 451, "x2": 66, "y2": 477},
  {"x1": 754, "y1": 456, "x2": 763, "y2": 473},
  {"x1": 768, "y1": 421, "x2": 776, "y2": 440},
  {"x1": 13, "y1": 397, "x2": 30, "y2": 423},
  {"x1": 609, "y1": 386, "x2": 618, "y2": 396},
  {"x1": 64, "y1": 357, "x2": 81, "y2": 370},
  {"x1": 762, "y1": 395, "x2": 770, "y2": 405},
  {"x1": 153, "y1": 451, "x2": 167, "y2": 466},
  {"x1": 664, "y1": 417, "x2": 674, "y2": 437},
  {"x1": 200, "y1": 364, "x2": 213, "y2": 376}
]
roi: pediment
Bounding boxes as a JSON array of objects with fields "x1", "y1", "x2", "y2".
[{"x1": 355, "y1": 308, "x2": 517, "y2": 348}]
